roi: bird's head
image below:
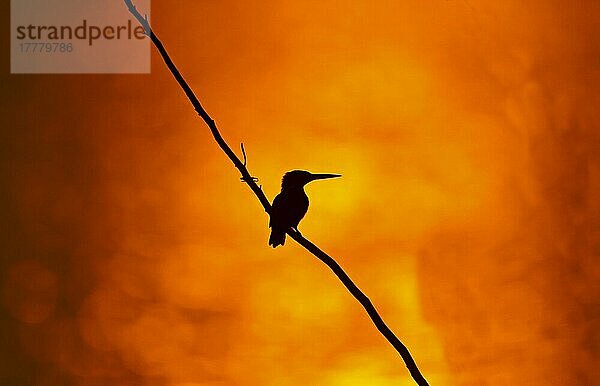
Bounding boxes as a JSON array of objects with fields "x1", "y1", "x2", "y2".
[{"x1": 281, "y1": 170, "x2": 341, "y2": 190}]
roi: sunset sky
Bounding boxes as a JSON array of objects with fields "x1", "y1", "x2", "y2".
[{"x1": 1, "y1": 1, "x2": 599, "y2": 385}]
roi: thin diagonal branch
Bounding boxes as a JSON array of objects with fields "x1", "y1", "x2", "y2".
[{"x1": 123, "y1": 2, "x2": 429, "y2": 385}]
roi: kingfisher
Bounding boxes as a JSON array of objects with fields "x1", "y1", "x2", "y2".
[{"x1": 269, "y1": 170, "x2": 341, "y2": 247}]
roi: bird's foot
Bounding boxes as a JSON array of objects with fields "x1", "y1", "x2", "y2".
[{"x1": 291, "y1": 227, "x2": 302, "y2": 236}]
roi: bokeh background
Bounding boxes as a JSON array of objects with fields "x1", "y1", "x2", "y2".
[{"x1": 1, "y1": 1, "x2": 599, "y2": 385}]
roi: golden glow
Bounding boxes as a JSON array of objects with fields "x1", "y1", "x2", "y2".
[{"x1": 2, "y1": 1, "x2": 598, "y2": 385}]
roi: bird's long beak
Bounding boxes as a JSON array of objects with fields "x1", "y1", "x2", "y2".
[{"x1": 309, "y1": 173, "x2": 342, "y2": 181}]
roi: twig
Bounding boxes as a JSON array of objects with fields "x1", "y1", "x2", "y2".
[
  {"x1": 239, "y1": 143, "x2": 259, "y2": 183},
  {"x1": 241, "y1": 143, "x2": 248, "y2": 166},
  {"x1": 123, "y1": 2, "x2": 429, "y2": 385}
]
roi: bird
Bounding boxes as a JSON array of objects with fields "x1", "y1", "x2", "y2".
[{"x1": 269, "y1": 170, "x2": 341, "y2": 247}]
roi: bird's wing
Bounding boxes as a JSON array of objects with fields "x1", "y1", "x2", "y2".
[
  {"x1": 270, "y1": 191, "x2": 309, "y2": 229},
  {"x1": 269, "y1": 193, "x2": 285, "y2": 228}
]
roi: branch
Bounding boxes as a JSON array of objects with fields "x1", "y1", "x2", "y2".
[{"x1": 123, "y1": 2, "x2": 429, "y2": 385}]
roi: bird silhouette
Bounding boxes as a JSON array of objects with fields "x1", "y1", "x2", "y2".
[{"x1": 269, "y1": 170, "x2": 341, "y2": 247}]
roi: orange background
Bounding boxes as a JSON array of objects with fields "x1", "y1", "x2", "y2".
[{"x1": 1, "y1": 1, "x2": 599, "y2": 385}]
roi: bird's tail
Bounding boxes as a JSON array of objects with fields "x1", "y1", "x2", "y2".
[{"x1": 269, "y1": 228, "x2": 286, "y2": 248}]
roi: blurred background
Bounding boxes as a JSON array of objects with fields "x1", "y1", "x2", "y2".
[{"x1": 1, "y1": 1, "x2": 599, "y2": 385}]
